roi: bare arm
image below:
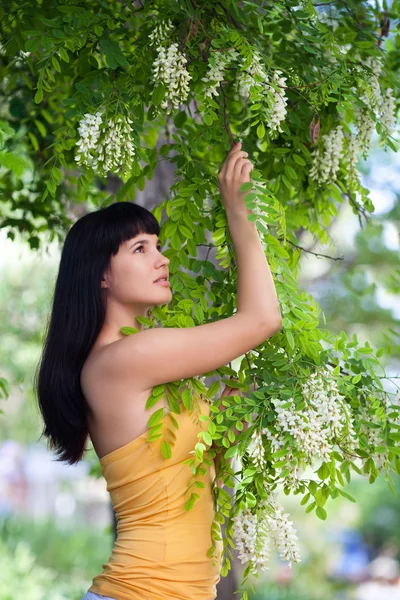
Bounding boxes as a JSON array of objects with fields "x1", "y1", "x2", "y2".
[
  {"x1": 97, "y1": 142, "x2": 282, "y2": 391},
  {"x1": 218, "y1": 140, "x2": 282, "y2": 324}
]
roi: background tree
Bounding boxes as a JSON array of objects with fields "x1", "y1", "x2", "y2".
[{"x1": 1, "y1": 1, "x2": 400, "y2": 597}]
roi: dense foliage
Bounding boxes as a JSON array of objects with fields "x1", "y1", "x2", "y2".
[{"x1": 1, "y1": 1, "x2": 400, "y2": 595}]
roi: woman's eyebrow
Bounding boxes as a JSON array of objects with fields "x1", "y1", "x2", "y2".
[{"x1": 128, "y1": 239, "x2": 161, "y2": 249}]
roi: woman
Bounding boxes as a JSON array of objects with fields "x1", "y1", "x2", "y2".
[{"x1": 35, "y1": 141, "x2": 282, "y2": 600}]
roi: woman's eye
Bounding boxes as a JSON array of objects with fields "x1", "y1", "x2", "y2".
[{"x1": 134, "y1": 245, "x2": 163, "y2": 253}]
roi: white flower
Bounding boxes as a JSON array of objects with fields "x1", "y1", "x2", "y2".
[
  {"x1": 148, "y1": 18, "x2": 174, "y2": 47},
  {"x1": 248, "y1": 430, "x2": 266, "y2": 471},
  {"x1": 266, "y1": 500, "x2": 301, "y2": 566},
  {"x1": 236, "y1": 52, "x2": 288, "y2": 135},
  {"x1": 352, "y1": 56, "x2": 397, "y2": 157},
  {"x1": 264, "y1": 367, "x2": 357, "y2": 464},
  {"x1": 265, "y1": 70, "x2": 288, "y2": 134},
  {"x1": 201, "y1": 49, "x2": 239, "y2": 98},
  {"x1": 343, "y1": 134, "x2": 361, "y2": 186},
  {"x1": 310, "y1": 125, "x2": 344, "y2": 185},
  {"x1": 151, "y1": 43, "x2": 192, "y2": 113},
  {"x1": 236, "y1": 51, "x2": 267, "y2": 98},
  {"x1": 360, "y1": 56, "x2": 383, "y2": 113},
  {"x1": 75, "y1": 111, "x2": 136, "y2": 177},
  {"x1": 380, "y1": 88, "x2": 396, "y2": 135},
  {"x1": 355, "y1": 109, "x2": 375, "y2": 158},
  {"x1": 233, "y1": 493, "x2": 301, "y2": 573}
]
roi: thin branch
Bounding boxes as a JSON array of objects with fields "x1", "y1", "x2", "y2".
[
  {"x1": 219, "y1": 82, "x2": 235, "y2": 147},
  {"x1": 340, "y1": 184, "x2": 370, "y2": 229},
  {"x1": 216, "y1": 1, "x2": 245, "y2": 31},
  {"x1": 283, "y1": 238, "x2": 345, "y2": 261},
  {"x1": 279, "y1": 69, "x2": 339, "y2": 91}
]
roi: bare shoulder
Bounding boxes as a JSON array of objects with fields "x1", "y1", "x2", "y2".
[{"x1": 81, "y1": 343, "x2": 162, "y2": 458}]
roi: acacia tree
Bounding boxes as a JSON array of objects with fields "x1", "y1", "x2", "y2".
[{"x1": 1, "y1": 1, "x2": 400, "y2": 596}]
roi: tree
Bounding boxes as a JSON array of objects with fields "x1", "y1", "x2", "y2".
[{"x1": 1, "y1": 1, "x2": 400, "y2": 596}]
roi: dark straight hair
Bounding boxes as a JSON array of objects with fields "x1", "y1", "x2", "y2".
[{"x1": 34, "y1": 201, "x2": 161, "y2": 465}]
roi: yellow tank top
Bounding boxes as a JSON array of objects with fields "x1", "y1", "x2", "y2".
[{"x1": 88, "y1": 395, "x2": 223, "y2": 600}]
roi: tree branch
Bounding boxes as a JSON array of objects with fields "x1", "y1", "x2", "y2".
[{"x1": 283, "y1": 238, "x2": 345, "y2": 261}]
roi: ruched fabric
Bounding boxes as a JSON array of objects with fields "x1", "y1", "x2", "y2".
[{"x1": 88, "y1": 396, "x2": 223, "y2": 600}]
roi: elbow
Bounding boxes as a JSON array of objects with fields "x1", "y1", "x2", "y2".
[{"x1": 259, "y1": 315, "x2": 283, "y2": 338}]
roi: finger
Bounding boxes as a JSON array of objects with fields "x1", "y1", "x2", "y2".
[
  {"x1": 230, "y1": 158, "x2": 251, "y2": 183},
  {"x1": 225, "y1": 154, "x2": 249, "y2": 180},
  {"x1": 221, "y1": 385, "x2": 242, "y2": 397},
  {"x1": 240, "y1": 161, "x2": 254, "y2": 179},
  {"x1": 220, "y1": 148, "x2": 248, "y2": 175},
  {"x1": 220, "y1": 150, "x2": 248, "y2": 178},
  {"x1": 221, "y1": 386, "x2": 235, "y2": 397},
  {"x1": 229, "y1": 140, "x2": 242, "y2": 154}
]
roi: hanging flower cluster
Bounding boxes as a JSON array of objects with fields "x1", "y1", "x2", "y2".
[
  {"x1": 381, "y1": 87, "x2": 396, "y2": 133},
  {"x1": 343, "y1": 133, "x2": 362, "y2": 186},
  {"x1": 359, "y1": 56, "x2": 383, "y2": 112},
  {"x1": 236, "y1": 51, "x2": 267, "y2": 97},
  {"x1": 310, "y1": 124, "x2": 344, "y2": 185},
  {"x1": 264, "y1": 367, "x2": 356, "y2": 464},
  {"x1": 149, "y1": 19, "x2": 191, "y2": 114},
  {"x1": 148, "y1": 18, "x2": 174, "y2": 47},
  {"x1": 248, "y1": 430, "x2": 267, "y2": 471},
  {"x1": 151, "y1": 42, "x2": 192, "y2": 113},
  {"x1": 310, "y1": 55, "x2": 397, "y2": 186},
  {"x1": 357, "y1": 390, "x2": 400, "y2": 472},
  {"x1": 350, "y1": 55, "x2": 397, "y2": 161},
  {"x1": 75, "y1": 111, "x2": 136, "y2": 177},
  {"x1": 236, "y1": 51, "x2": 288, "y2": 135},
  {"x1": 265, "y1": 70, "x2": 289, "y2": 133},
  {"x1": 201, "y1": 48, "x2": 239, "y2": 98},
  {"x1": 233, "y1": 491, "x2": 301, "y2": 573}
]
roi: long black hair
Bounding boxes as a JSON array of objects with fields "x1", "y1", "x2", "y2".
[{"x1": 34, "y1": 201, "x2": 161, "y2": 465}]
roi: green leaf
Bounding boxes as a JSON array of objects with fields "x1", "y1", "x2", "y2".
[
  {"x1": 51, "y1": 166, "x2": 63, "y2": 184},
  {"x1": 207, "y1": 381, "x2": 221, "y2": 398},
  {"x1": 305, "y1": 501, "x2": 316, "y2": 514},
  {"x1": 256, "y1": 122, "x2": 266, "y2": 138},
  {"x1": 316, "y1": 506, "x2": 327, "y2": 520},
  {"x1": 286, "y1": 330, "x2": 295, "y2": 349},
  {"x1": 52, "y1": 55, "x2": 61, "y2": 72},
  {"x1": 224, "y1": 445, "x2": 238, "y2": 459},
  {"x1": 147, "y1": 407, "x2": 165, "y2": 428},
  {"x1": 25, "y1": 37, "x2": 39, "y2": 52},
  {"x1": 338, "y1": 489, "x2": 356, "y2": 503},
  {"x1": 28, "y1": 132, "x2": 39, "y2": 151},
  {"x1": 203, "y1": 432, "x2": 212, "y2": 446},
  {"x1": 161, "y1": 440, "x2": 172, "y2": 459},
  {"x1": 46, "y1": 179, "x2": 57, "y2": 196},
  {"x1": 152, "y1": 84, "x2": 167, "y2": 106},
  {"x1": 300, "y1": 493, "x2": 310, "y2": 506},
  {"x1": 293, "y1": 154, "x2": 306, "y2": 166},
  {"x1": 0, "y1": 151, "x2": 30, "y2": 177},
  {"x1": 99, "y1": 37, "x2": 129, "y2": 69},
  {"x1": 59, "y1": 47, "x2": 69, "y2": 63},
  {"x1": 120, "y1": 326, "x2": 139, "y2": 335},
  {"x1": 239, "y1": 182, "x2": 254, "y2": 192},
  {"x1": 185, "y1": 493, "x2": 197, "y2": 511},
  {"x1": 34, "y1": 89, "x2": 44, "y2": 104}
]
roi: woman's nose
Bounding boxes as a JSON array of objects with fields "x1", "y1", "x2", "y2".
[{"x1": 159, "y1": 254, "x2": 170, "y2": 265}]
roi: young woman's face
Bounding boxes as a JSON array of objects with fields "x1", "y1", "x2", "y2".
[{"x1": 101, "y1": 232, "x2": 171, "y2": 307}]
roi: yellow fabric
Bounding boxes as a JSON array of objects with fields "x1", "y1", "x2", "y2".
[{"x1": 88, "y1": 396, "x2": 223, "y2": 600}]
